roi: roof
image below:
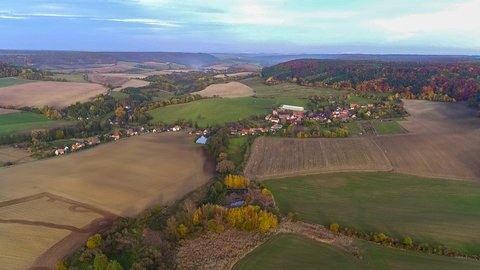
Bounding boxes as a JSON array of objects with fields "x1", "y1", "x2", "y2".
[
  {"x1": 280, "y1": 105, "x2": 305, "y2": 111},
  {"x1": 196, "y1": 136, "x2": 207, "y2": 144}
]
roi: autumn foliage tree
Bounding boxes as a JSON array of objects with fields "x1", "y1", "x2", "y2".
[
  {"x1": 114, "y1": 106, "x2": 126, "y2": 121},
  {"x1": 224, "y1": 175, "x2": 250, "y2": 189},
  {"x1": 193, "y1": 204, "x2": 277, "y2": 233}
]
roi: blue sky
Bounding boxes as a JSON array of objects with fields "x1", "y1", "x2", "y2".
[{"x1": 0, "y1": 0, "x2": 479, "y2": 54}]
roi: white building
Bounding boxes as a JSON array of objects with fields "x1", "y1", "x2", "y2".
[{"x1": 280, "y1": 105, "x2": 304, "y2": 112}]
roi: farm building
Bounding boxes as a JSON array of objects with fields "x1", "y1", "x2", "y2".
[
  {"x1": 280, "y1": 105, "x2": 304, "y2": 111},
  {"x1": 196, "y1": 136, "x2": 207, "y2": 144}
]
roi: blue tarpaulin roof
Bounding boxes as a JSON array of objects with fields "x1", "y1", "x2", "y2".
[{"x1": 196, "y1": 136, "x2": 207, "y2": 144}]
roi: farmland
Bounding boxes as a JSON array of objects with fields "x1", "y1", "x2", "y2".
[
  {"x1": 0, "y1": 77, "x2": 33, "y2": 87},
  {"x1": 0, "y1": 111, "x2": 71, "y2": 135},
  {"x1": 241, "y1": 77, "x2": 348, "y2": 99},
  {"x1": 244, "y1": 136, "x2": 392, "y2": 180},
  {"x1": 0, "y1": 146, "x2": 34, "y2": 166},
  {"x1": 49, "y1": 73, "x2": 88, "y2": 83},
  {"x1": 234, "y1": 234, "x2": 480, "y2": 270},
  {"x1": 227, "y1": 137, "x2": 249, "y2": 167},
  {"x1": 245, "y1": 100, "x2": 480, "y2": 181},
  {"x1": 374, "y1": 120, "x2": 404, "y2": 134},
  {"x1": 148, "y1": 97, "x2": 307, "y2": 128},
  {"x1": 193, "y1": 81, "x2": 255, "y2": 98},
  {"x1": 264, "y1": 172, "x2": 480, "y2": 255},
  {"x1": 0, "y1": 81, "x2": 107, "y2": 108},
  {"x1": 0, "y1": 132, "x2": 215, "y2": 269}
]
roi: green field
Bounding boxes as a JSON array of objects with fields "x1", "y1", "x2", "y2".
[
  {"x1": 49, "y1": 73, "x2": 88, "y2": 83},
  {"x1": 233, "y1": 234, "x2": 480, "y2": 270},
  {"x1": 241, "y1": 77, "x2": 348, "y2": 99},
  {"x1": 374, "y1": 120, "x2": 404, "y2": 134},
  {"x1": 109, "y1": 91, "x2": 130, "y2": 100},
  {"x1": 227, "y1": 137, "x2": 249, "y2": 167},
  {"x1": 264, "y1": 172, "x2": 480, "y2": 255},
  {"x1": 0, "y1": 77, "x2": 33, "y2": 87},
  {"x1": 0, "y1": 112, "x2": 71, "y2": 135},
  {"x1": 344, "y1": 121, "x2": 361, "y2": 135},
  {"x1": 148, "y1": 97, "x2": 307, "y2": 128},
  {"x1": 348, "y1": 96, "x2": 379, "y2": 105}
]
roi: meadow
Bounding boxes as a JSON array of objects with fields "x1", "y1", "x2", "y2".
[
  {"x1": 0, "y1": 77, "x2": 33, "y2": 87},
  {"x1": 0, "y1": 111, "x2": 70, "y2": 135},
  {"x1": 264, "y1": 172, "x2": 480, "y2": 255},
  {"x1": 374, "y1": 120, "x2": 404, "y2": 134},
  {"x1": 49, "y1": 73, "x2": 88, "y2": 83},
  {"x1": 241, "y1": 77, "x2": 348, "y2": 99},
  {"x1": 233, "y1": 234, "x2": 480, "y2": 270},
  {"x1": 148, "y1": 97, "x2": 307, "y2": 128},
  {"x1": 227, "y1": 137, "x2": 249, "y2": 167}
]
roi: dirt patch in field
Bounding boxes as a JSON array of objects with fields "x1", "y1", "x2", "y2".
[
  {"x1": 244, "y1": 137, "x2": 392, "y2": 180},
  {"x1": 88, "y1": 74, "x2": 130, "y2": 87},
  {"x1": 0, "y1": 132, "x2": 215, "y2": 269},
  {"x1": 0, "y1": 81, "x2": 106, "y2": 108},
  {"x1": 0, "y1": 147, "x2": 34, "y2": 164},
  {"x1": 193, "y1": 82, "x2": 255, "y2": 98},
  {"x1": 0, "y1": 108, "x2": 20, "y2": 115}
]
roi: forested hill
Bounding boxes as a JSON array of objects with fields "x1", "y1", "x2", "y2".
[
  {"x1": 0, "y1": 62, "x2": 52, "y2": 80},
  {"x1": 262, "y1": 59, "x2": 480, "y2": 102}
]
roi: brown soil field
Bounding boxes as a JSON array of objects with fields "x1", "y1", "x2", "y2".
[
  {"x1": 88, "y1": 74, "x2": 130, "y2": 87},
  {"x1": 193, "y1": 82, "x2": 255, "y2": 98},
  {"x1": 0, "y1": 81, "x2": 107, "y2": 108},
  {"x1": 121, "y1": 79, "x2": 149, "y2": 88},
  {"x1": 0, "y1": 132, "x2": 215, "y2": 269},
  {"x1": 0, "y1": 147, "x2": 34, "y2": 164},
  {"x1": 245, "y1": 100, "x2": 480, "y2": 181},
  {"x1": 0, "y1": 108, "x2": 20, "y2": 115},
  {"x1": 244, "y1": 137, "x2": 392, "y2": 180}
]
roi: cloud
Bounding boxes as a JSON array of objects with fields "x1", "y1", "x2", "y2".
[
  {"x1": 0, "y1": 14, "x2": 26, "y2": 19},
  {"x1": 369, "y1": 0, "x2": 480, "y2": 41},
  {"x1": 99, "y1": 18, "x2": 180, "y2": 27}
]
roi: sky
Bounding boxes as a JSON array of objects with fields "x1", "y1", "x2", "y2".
[{"x1": 0, "y1": 0, "x2": 479, "y2": 54}]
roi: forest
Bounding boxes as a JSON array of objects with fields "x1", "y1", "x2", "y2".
[{"x1": 262, "y1": 59, "x2": 480, "y2": 103}]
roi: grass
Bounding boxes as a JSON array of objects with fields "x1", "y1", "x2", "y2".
[
  {"x1": 49, "y1": 73, "x2": 88, "y2": 83},
  {"x1": 148, "y1": 97, "x2": 307, "y2": 128},
  {"x1": 264, "y1": 172, "x2": 480, "y2": 255},
  {"x1": 227, "y1": 137, "x2": 249, "y2": 167},
  {"x1": 0, "y1": 77, "x2": 33, "y2": 87},
  {"x1": 241, "y1": 77, "x2": 348, "y2": 99},
  {"x1": 233, "y1": 234, "x2": 480, "y2": 270},
  {"x1": 348, "y1": 96, "x2": 379, "y2": 105},
  {"x1": 109, "y1": 91, "x2": 130, "y2": 101},
  {"x1": 344, "y1": 121, "x2": 361, "y2": 135},
  {"x1": 0, "y1": 112, "x2": 71, "y2": 135},
  {"x1": 374, "y1": 120, "x2": 404, "y2": 134}
]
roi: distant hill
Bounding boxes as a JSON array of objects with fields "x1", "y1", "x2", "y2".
[
  {"x1": 262, "y1": 59, "x2": 480, "y2": 102},
  {"x1": 0, "y1": 50, "x2": 219, "y2": 69}
]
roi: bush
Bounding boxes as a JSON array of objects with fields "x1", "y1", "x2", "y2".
[
  {"x1": 373, "y1": 233, "x2": 389, "y2": 243},
  {"x1": 215, "y1": 224, "x2": 225, "y2": 233},
  {"x1": 261, "y1": 188, "x2": 272, "y2": 196},
  {"x1": 207, "y1": 220, "x2": 217, "y2": 231},
  {"x1": 404, "y1": 236, "x2": 413, "y2": 246},
  {"x1": 216, "y1": 160, "x2": 235, "y2": 174},
  {"x1": 177, "y1": 224, "x2": 188, "y2": 237},
  {"x1": 329, "y1": 223, "x2": 339, "y2": 232},
  {"x1": 94, "y1": 254, "x2": 108, "y2": 270},
  {"x1": 287, "y1": 212, "x2": 300, "y2": 222},
  {"x1": 86, "y1": 234, "x2": 102, "y2": 249},
  {"x1": 106, "y1": 260, "x2": 124, "y2": 270},
  {"x1": 55, "y1": 259, "x2": 68, "y2": 270}
]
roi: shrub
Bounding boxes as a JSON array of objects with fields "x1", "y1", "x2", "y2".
[
  {"x1": 177, "y1": 224, "x2": 188, "y2": 237},
  {"x1": 55, "y1": 259, "x2": 68, "y2": 270},
  {"x1": 86, "y1": 234, "x2": 102, "y2": 249},
  {"x1": 216, "y1": 160, "x2": 235, "y2": 174},
  {"x1": 287, "y1": 212, "x2": 300, "y2": 222},
  {"x1": 404, "y1": 236, "x2": 413, "y2": 246},
  {"x1": 261, "y1": 188, "x2": 272, "y2": 196},
  {"x1": 224, "y1": 175, "x2": 250, "y2": 189},
  {"x1": 207, "y1": 220, "x2": 217, "y2": 231},
  {"x1": 216, "y1": 224, "x2": 225, "y2": 233},
  {"x1": 94, "y1": 254, "x2": 108, "y2": 270},
  {"x1": 373, "y1": 233, "x2": 389, "y2": 243},
  {"x1": 106, "y1": 260, "x2": 124, "y2": 270},
  {"x1": 329, "y1": 223, "x2": 339, "y2": 232}
]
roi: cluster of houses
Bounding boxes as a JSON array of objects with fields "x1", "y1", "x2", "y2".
[{"x1": 55, "y1": 137, "x2": 100, "y2": 156}]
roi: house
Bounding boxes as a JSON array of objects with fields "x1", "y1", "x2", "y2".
[
  {"x1": 367, "y1": 103, "x2": 374, "y2": 108},
  {"x1": 55, "y1": 149, "x2": 65, "y2": 155},
  {"x1": 241, "y1": 129, "x2": 250, "y2": 136},
  {"x1": 293, "y1": 112, "x2": 304, "y2": 118},
  {"x1": 111, "y1": 134, "x2": 120, "y2": 140},
  {"x1": 230, "y1": 130, "x2": 238, "y2": 135},
  {"x1": 170, "y1": 125, "x2": 181, "y2": 132},
  {"x1": 350, "y1": 104, "x2": 360, "y2": 110},
  {"x1": 265, "y1": 114, "x2": 272, "y2": 121},
  {"x1": 280, "y1": 105, "x2": 304, "y2": 111},
  {"x1": 126, "y1": 129, "x2": 138, "y2": 136},
  {"x1": 152, "y1": 128, "x2": 157, "y2": 133},
  {"x1": 270, "y1": 117, "x2": 279, "y2": 123},
  {"x1": 196, "y1": 136, "x2": 207, "y2": 144},
  {"x1": 270, "y1": 124, "x2": 283, "y2": 131}
]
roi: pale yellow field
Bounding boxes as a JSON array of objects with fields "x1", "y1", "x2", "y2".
[
  {"x1": 0, "y1": 147, "x2": 34, "y2": 164},
  {"x1": 0, "y1": 108, "x2": 20, "y2": 115},
  {"x1": 193, "y1": 82, "x2": 255, "y2": 98},
  {"x1": 214, "y1": 72, "x2": 253, "y2": 78},
  {"x1": 0, "y1": 132, "x2": 215, "y2": 269},
  {"x1": 0, "y1": 81, "x2": 106, "y2": 108}
]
